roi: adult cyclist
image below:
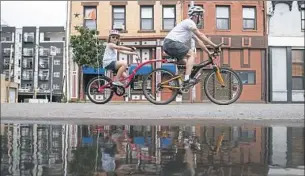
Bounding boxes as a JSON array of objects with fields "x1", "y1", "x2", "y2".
[{"x1": 163, "y1": 6, "x2": 221, "y2": 87}]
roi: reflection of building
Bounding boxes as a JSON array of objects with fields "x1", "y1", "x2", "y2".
[
  {"x1": 69, "y1": 1, "x2": 182, "y2": 102},
  {"x1": 267, "y1": 1, "x2": 304, "y2": 103},
  {"x1": 0, "y1": 123, "x2": 67, "y2": 175},
  {"x1": 269, "y1": 127, "x2": 304, "y2": 167}
]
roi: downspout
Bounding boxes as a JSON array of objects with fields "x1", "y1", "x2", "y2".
[{"x1": 263, "y1": 1, "x2": 269, "y2": 103}]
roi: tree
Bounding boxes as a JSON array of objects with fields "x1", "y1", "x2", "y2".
[
  {"x1": 70, "y1": 26, "x2": 105, "y2": 68},
  {"x1": 70, "y1": 26, "x2": 106, "y2": 100}
]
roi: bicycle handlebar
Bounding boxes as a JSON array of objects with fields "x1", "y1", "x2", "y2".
[{"x1": 211, "y1": 42, "x2": 224, "y2": 57}]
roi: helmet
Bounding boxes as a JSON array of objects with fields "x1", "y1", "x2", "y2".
[
  {"x1": 109, "y1": 29, "x2": 120, "y2": 36},
  {"x1": 188, "y1": 6, "x2": 204, "y2": 16}
]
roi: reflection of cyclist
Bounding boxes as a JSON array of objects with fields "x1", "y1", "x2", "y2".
[
  {"x1": 102, "y1": 30, "x2": 138, "y2": 86},
  {"x1": 163, "y1": 6, "x2": 221, "y2": 87}
]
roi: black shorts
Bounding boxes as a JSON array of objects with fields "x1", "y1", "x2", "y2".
[
  {"x1": 104, "y1": 61, "x2": 117, "y2": 72},
  {"x1": 163, "y1": 38, "x2": 190, "y2": 60}
]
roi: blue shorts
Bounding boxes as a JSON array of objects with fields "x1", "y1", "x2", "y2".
[{"x1": 104, "y1": 61, "x2": 117, "y2": 72}]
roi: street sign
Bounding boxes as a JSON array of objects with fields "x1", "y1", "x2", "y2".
[{"x1": 50, "y1": 46, "x2": 57, "y2": 56}]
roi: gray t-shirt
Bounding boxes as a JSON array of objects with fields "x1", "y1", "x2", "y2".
[
  {"x1": 165, "y1": 19, "x2": 197, "y2": 50},
  {"x1": 103, "y1": 43, "x2": 118, "y2": 67}
]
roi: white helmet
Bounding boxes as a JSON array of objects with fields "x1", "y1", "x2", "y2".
[
  {"x1": 188, "y1": 6, "x2": 204, "y2": 16},
  {"x1": 109, "y1": 29, "x2": 120, "y2": 36}
]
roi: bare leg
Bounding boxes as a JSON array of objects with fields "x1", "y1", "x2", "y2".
[
  {"x1": 184, "y1": 49, "x2": 195, "y2": 80},
  {"x1": 115, "y1": 60, "x2": 128, "y2": 81}
]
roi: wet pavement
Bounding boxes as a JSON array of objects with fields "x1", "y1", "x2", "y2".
[{"x1": 1, "y1": 122, "x2": 304, "y2": 176}]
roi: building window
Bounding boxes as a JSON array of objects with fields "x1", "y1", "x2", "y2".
[
  {"x1": 162, "y1": 6, "x2": 176, "y2": 30},
  {"x1": 301, "y1": 9, "x2": 305, "y2": 31},
  {"x1": 39, "y1": 70, "x2": 49, "y2": 81},
  {"x1": 54, "y1": 60, "x2": 60, "y2": 65},
  {"x1": 234, "y1": 71, "x2": 255, "y2": 85},
  {"x1": 40, "y1": 84, "x2": 48, "y2": 90},
  {"x1": 140, "y1": 6, "x2": 154, "y2": 30},
  {"x1": 83, "y1": 6, "x2": 97, "y2": 30},
  {"x1": 216, "y1": 6, "x2": 230, "y2": 30},
  {"x1": 243, "y1": 7, "x2": 256, "y2": 30},
  {"x1": 23, "y1": 32, "x2": 35, "y2": 43},
  {"x1": 188, "y1": 4, "x2": 204, "y2": 29},
  {"x1": 53, "y1": 84, "x2": 60, "y2": 90},
  {"x1": 53, "y1": 72, "x2": 60, "y2": 78},
  {"x1": 22, "y1": 70, "x2": 33, "y2": 80},
  {"x1": 23, "y1": 48, "x2": 34, "y2": 56},
  {"x1": 292, "y1": 50, "x2": 304, "y2": 90},
  {"x1": 112, "y1": 6, "x2": 126, "y2": 31}
]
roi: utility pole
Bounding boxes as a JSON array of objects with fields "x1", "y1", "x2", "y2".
[
  {"x1": 50, "y1": 46, "x2": 56, "y2": 103},
  {"x1": 6, "y1": 44, "x2": 13, "y2": 103}
]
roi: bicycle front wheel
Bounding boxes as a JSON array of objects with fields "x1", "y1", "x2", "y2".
[
  {"x1": 142, "y1": 68, "x2": 179, "y2": 105},
  {"x1": 204, "y1": 67, "x2": 243, "y2": 105}
]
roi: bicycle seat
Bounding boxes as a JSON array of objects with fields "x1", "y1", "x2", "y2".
[{"x1": 162, "y1": 51, "x2": 177, "y2": 60}]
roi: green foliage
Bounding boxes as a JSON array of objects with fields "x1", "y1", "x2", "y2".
[{"x1": 70, "y1": 26, "x2": 105, "y2": 68}]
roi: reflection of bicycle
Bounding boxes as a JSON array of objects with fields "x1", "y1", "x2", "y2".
[
  {"x1": 142, "y1": 43, "x2": 243, "y2": 105},
  {"x1": 86, "y1": 54, "x2": 163, "y2": 104}
]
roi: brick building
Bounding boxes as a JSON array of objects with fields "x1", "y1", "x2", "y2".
[
  {"x1": 68, "y1": 1, "x2": 268, "y2": 103},
  {"x1": 182, "y1": 1, "x2": 268, "y2": 102},
  {"x1": 69, "y1": 1, "x2": 182, "y2": 102}
]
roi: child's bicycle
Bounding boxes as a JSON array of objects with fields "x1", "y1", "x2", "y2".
[
  {"x1": 86, "y1": 53, "x2": 164, "y2": 104},
  {"x1": 141, "y1": 43, "x2": 243, "y2": 105}
]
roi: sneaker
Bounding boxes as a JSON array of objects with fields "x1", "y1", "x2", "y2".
[
  {"x1": 112, "y1": 81, "x2": 124, "y2": 87},
  {"x1": 183, "y1": 79, "x2": 196, "y2": 87}
]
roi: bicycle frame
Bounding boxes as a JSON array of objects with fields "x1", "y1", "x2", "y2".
[
  {"x1": 160, "y1": 53, "x2": 225, "y2": 89},
  {"x1": 97, "y1": 53, "x2": 167, "y2": 92}
]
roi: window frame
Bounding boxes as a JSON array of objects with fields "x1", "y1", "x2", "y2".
[
  {"x1": 112, "y1": 6, "x2": 126, "y2": 31},
  {"x1": 83, "y1": 6, "x2": 97, "y2": 31},
  {"x1": 140, "y1": 5, "x2": 154, "y2": 31},
  {"x1": 301, "y1": 8, "x2": 305, "y2": 31},
  {"x1": 242, "y1": 6, "x2": 257, "y2": 30},
  {"x1": 234, "y1": 70, "x2": 256, "y2": 85},
  {"x1": 162, "y1": 5, "x2": 176, "y2": 30},
  {"x1": 291, "y1": 49, "x2": 304, "y2": 90},
  {"x1": 53, "y1": 72, "x2": 60, "y2": 78},
  {"x1": 216, "y1": 5, "x2": 231, "y2": 30}
]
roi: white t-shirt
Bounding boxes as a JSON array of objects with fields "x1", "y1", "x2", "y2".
[{"x1": 165, "y1": 19, "x2": 197, "y2": 44}]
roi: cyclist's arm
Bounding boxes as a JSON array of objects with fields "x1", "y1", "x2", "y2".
[
  {"x1": 192, "y1": 35, "x2": 212, "y2": 55},
  {"x1": 118, "y1": 50, "x2": 137, "y2": 55},
  {"x1": 191, "y1": 27, "x2": 218, "y2": 48},
  {"x1": 108, "y1": 43, "x2": 134, "y2": 52}
]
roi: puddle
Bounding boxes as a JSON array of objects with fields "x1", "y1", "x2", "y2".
[{"x1": 1, "y1": 123, "x2": 304, "y2": 176}]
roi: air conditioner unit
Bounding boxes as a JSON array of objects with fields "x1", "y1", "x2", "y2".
[
  {"x1": 113, "y1": 22, "x2": 124, "y2": 30},
  {"x1": 267, "y1": 7, "x2": 274, "y2": 16}
]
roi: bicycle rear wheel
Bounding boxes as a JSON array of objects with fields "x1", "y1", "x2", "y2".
[
  {"x1": 204, "y1": 67, "x2": 243, "y2": 105},
  {"x1": 142, "y1": 68, "x2": 179, "y2": 105}
]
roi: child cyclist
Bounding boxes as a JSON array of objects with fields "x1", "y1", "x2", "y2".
[{"x1": 103, "y1": 30, "x2": 137, "y2": 86}]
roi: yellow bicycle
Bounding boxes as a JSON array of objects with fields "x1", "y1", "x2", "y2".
[{"x1": 142, "y1": 43, "x2": 243, "y2": 105}]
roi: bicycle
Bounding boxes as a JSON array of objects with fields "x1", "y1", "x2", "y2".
[
  {"x1": 86, "y1": 54, "x2": 164, "y2": 104},
  {"x1": 141, "y1": 43, "x2": 243, "y2": 105}
]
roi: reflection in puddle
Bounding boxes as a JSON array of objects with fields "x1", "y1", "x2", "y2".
[{"x1": 0, "y1": 124, "x2": 304, "y2": 176}]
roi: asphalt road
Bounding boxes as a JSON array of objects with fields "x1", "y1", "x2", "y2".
[{"x1": 1, "y1": 103, "x2": 304, "y2": 126}]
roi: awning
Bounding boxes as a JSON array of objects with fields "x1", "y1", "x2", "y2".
[
  {"x1": 161, "y1": 63, "x2": 177, "y2": 74},
  {"x1": 82, "y1": 66, "x2": 105, "y2": 75},
  {"x1": 129, "y1": 64, "x2": 153, "y2": 75}
]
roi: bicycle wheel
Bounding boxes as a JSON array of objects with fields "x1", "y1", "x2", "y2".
[
  {"x1": 142, "y1": 68, "x2": 179, "y2": 105},
  {"x1": 204, "y1": 67, "x2": 243, "y2": 105},
  {"x1": 86, "y1": 75, "x2": 114, "y2": 104}
]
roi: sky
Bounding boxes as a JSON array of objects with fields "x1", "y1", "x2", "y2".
[{"x1": 1, "y1": 1, "x2": 67, "y2": 28}]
